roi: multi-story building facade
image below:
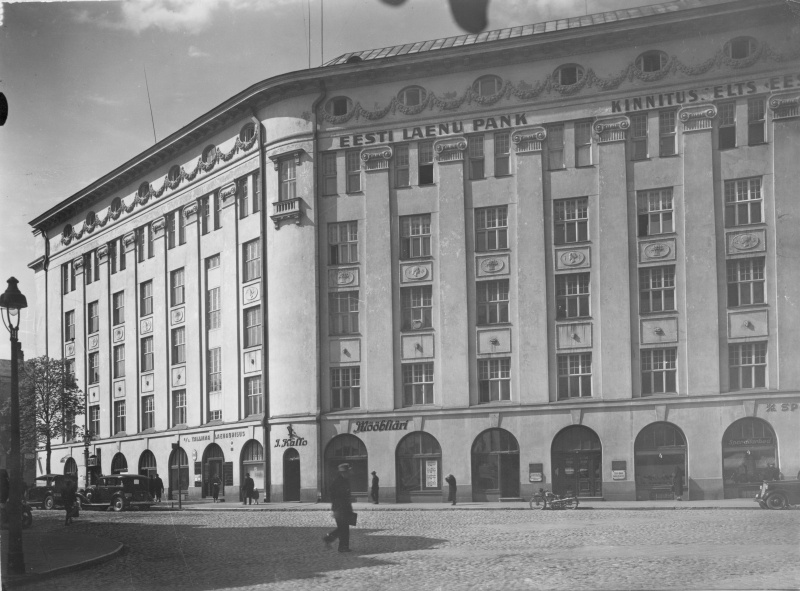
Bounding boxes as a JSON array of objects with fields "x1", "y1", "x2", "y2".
[{"x1": 28, "y1": 0, "x2": 800, "y2": 503}]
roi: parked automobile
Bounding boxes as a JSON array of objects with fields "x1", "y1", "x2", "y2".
[
  {"x1": 755, "y1": 479, "x2": 800, "y2": 509},
  {"x1": 26, "y1": 474, "x2": 80, "y2": 515},
  {"x1": 80, "y1": 474, "x2": 152, "y2": 512}
]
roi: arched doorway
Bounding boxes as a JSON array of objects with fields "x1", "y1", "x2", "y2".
[
  {"x1": 722, "y1": 418, "x2": 779, "y2": 499},
  {"x1": 202, "y1": 443, "x2": 225, "y2": 499},
  {"x1": 283, "y1": 449, "x2": 301, "y2": 501},
  {"x1": 241, "y1": 440, "x2": 265, "y2": 501},
  {"x1": 634, "y1": 422, "x2": 687, "y2": 501},
  {"x1": 324, "y1": 435, "x2": 368, "y2": 500},
  {"x1": 64, "y1": 457, "x2": 78, "y2": 479},
  {"x1": 471, "y1": 428, "x2": 520, "y2": 501},
  {"x1": 551, "y1": 426, "x2": 602, "y2": 497},
  {"x1": 168, "y1": 447, "x2": 189, "y2": 499},
  {"x1": 139, "y1": 450, "x2": 157, "y2": 479},
  {"x1": 396, "y1": 432, "x2": 442, "y2": 502},
  {"x1": 111, "y1": 452, "x2": 128, "y2": 474}
]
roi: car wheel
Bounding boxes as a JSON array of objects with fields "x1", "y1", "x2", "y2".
[
  {"x1": 111, "y1": 496, "x2": 125, "y2": 512},
  {"x1": 43, "y1": 495, "x2": 55, "y2": 510},
  {"x1": 766, "y1": 493, "x2": 788, "y2": 510}
]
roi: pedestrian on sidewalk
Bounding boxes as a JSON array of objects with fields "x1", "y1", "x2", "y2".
[
  {"x1": 672, "y1": 467, "x2": 684, "y2": 501},
  {"x1": 153, "y1": 473, "x2": 164, "y2": 503},
  {"x1": 322, "y1": 463, "x2": 355, "y2": 553},
  {"x1": 370, "y1": 471, "x2": 379, "y2": 504},
  {"x1": 212, "y1": 476, "x2": 221, "y2": 503},
  {"x1": 243, "y1": 473, "x2": 254, "y2": 505},
  {"x1": 61, "y1": 477, "x2": 77, "y2": 526},
  {"x1": 446, "y1": 474, "x2": 457, "y2": 506}
]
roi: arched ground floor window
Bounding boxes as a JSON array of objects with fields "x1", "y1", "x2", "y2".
[
  {"x1": 64, "y1": 457, "x2": 78, "y2": 478},
  {"x1": 722, "y1": 418, "x2": 779, "y2": 499},
  {"x1": 139, "y1": 450, "x2": 157, "y2": 480},
  {"x1": 111, "y1": 452, "x2": 128, "y2": 474},
  {"x1": 471, "y1": 428, "x2": 520, "y2": 501},
  {"x1": 551, "y1": 426, "x2": 602, "y2": 498},
  {"x1": 396, "y1": 432, "x2": 442, "y2": 502},
  {"x1": 324, "y1": 434, "x2": 368, "y2": 498},
  {"x1": 634, "y1": 422, "x2": 687, "y2": 500}
]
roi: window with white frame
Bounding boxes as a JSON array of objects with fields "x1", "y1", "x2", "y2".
[
  {"x1": 167, "y1": 212, "x2": 177, "y2": 249},
  {"x1": 108, "y1": 241, "x2": 118, "y2": 274},
  {"x1": 214, "y1": 192, "x2": 222, "y2": 230},
  {"x1": 251, "y1": 173, "x2": 261, "y2": 214},
  {"x1": 172, "y1": 390, "x2": 187, "y2": 426},
  {"x1": 346, "y1": 150, "x2": 361, "y2": 193},
  {"x1": 478, "y1": 358, "x2": 510, "y2": 403},
  {"x1": 556, "y1": 273, "x2": 590, "y2": 319},
  {"x1": 172, "y1": 327, "x2": 185, "y2": 365},
  {"x1": 637, "y1": 188, "x2": 673, "y2": 236},
  {"x1": 630, "y1": 113, "x2": 648, "y2": 160},
  {"x1": 641, "y1": 348, "x2": 677, "y2": 396},
  {"x1": 554, "y1": 197, "x2": 588, "y2": 244},
  {"x1": 87, "y1": 301, "x2": 99, "y2": 334},
  {"x1": 114, "y1": 400, "x2": 126, "y2": 434},
  {"x1": 141, "y1": 337, "x2": 154, "y2": 372},
  {"x1": 208, "y1": 348, "x2": 222, "y2": 392},
  {"x1": 401, "y1": 286, "x2": 432, "y2": 330},
  {"x1": 199, "y1": 196, "x2": 210, "y2": 235},
  {"x1": 62, "y1": 261, "x2": 77, "y2": 294},
  {"x1": 331, "y1": 367, "x2": 360, "y2": 410},
  {"x1": 547, "y1": 124, "x2": 565, "y2": 170},
  {"x1": 140, "y1": 281, "x2": 153, "y2": 317},
  {"x1": 475, "y1": 206, "x2": 508, "y2": 252},
  {"x1": 477, "y1": 280, "x2": 509, "y2": 325},
  {"x1": 395, "y1": 144, "x2": 410, "y2": 187},
  {"x1": 557, "y1": 353, "x2": 592, "y2": 399},
  {"x1": 747, "y1": 98, "x2": 766, "y2": 145},
  {"x1": 418, "y1": 141, "x2": 434, "y2": 185},
  {"x1": 718, "y1": 101, "x2": 736, "y2": 149},
  {"x1": 726, "y1": 37, "x2": 756, "y2": 60},
  {"x1": 729, "y1": 342, "x2": 766, "y2": 390},
  {"x1": 83, "y1": 252, "x2": 94, "y2": 285},
  {"x1": 554, "y1": 64, "x2": 583, "y2": 86},
  {"x1": 238, "y1": 178, "x2": 249, "y2": 220},
  {"x1": 494, "y1": 133, "x2": 510, "y2": 176},
  {"x1": 243, "y1": 307, "x2": 262, "y2": 348},
  {"x1": 170, "y1": 268, "x2": 185, "y2": 307},
  {"x1": 328, "y1": 221, "x2": 358, "y2": 265},
  {"x1": 243, "y1": 239, "x2": 261, "y2": 282},
  {"x1": 575, "y1": 121, "x2": 593, "y2": 167},
  {"x1": 400, "y1": 214, "x2": 431, "y2": 259},
  {"x1": 207, "y1": 287, "x2": 220, "y2": 330},
  {"x1": 402, "y1": 362, "x2": 434, "y2": 406},
  {"x1": 659, "y1": 110, "x2": 677, "y2": 157},
  {"x1": 467, "y1": 135, "x2": 485, "y2": 180},
  {"x1": 112, "y1": 291, "x2": 125, "y2": 326},
  {"x1": 329, "y1": 291, "x2": 359, "y2": 335},
  {"x1": 65, "y1": 310, "x2": 75, "y2": 341},
  {"x1": 206, "y1": 253, "x2": 220, "y2": 270},
  {"x1": 279, "y1": 158, "x2": 297, "y2": 201},
  {"x1": 245, "y1": 376, "x2": 263, "y2": 416},
  {"x1": 321, "y1": 152, "x2": 337, "y2": 196},
  {"x1": 113, "y1": 344, "x2": 125, "y2": 379},
  {"x1": 472, "y1": 75, "x2": 503, "y2": 97},
  {"x1": 727, "y1": 258, "x2": 765, "y2": 307},
  {"x1": 639, "y1": 266, "x2": 676, "y2": 313},
  {"x1": 398, "y1": 86, "x2": 426, "y2": 106},
  {"x1": 88, "y1": 352, "x2": 99, "y2": 384},
  {"x1": 724, "y1": 177, "x2": 762, "y2": 227},
  {"x1": 89, "y1": 405, "x2": 100, "y2": 438},
  {"x1": 141, "y1": 396, "x2": 154, "y2": 431}
]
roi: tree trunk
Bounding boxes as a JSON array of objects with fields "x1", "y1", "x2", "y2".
[{"x1": 45, "y1": 439, "x2": 52, "y2": 474}]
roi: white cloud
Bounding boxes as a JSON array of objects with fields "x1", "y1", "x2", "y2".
[
  {"x1": 84, "y1": 93, "x2": 123, "y2": 107},
  {"x1": 188, "y1": 45, "x2": 210, "y2": 58}
]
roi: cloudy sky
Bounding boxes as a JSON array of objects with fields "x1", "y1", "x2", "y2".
[{"x1": 0, "y1": 0, "x2": 668, "y2": 358}]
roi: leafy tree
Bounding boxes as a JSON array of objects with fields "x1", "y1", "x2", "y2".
[{"x1": 17, "y1": 356, "x2": 84, "y2": 474}]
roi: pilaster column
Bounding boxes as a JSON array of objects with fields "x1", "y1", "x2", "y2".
[
  {"x1": 149, "y1": 217, "x2": 169, "y2": 427},
  {"x1": 433, "y1": 137, "x2": 469, "y2": 407},
  {"x1": 512, "y1": 127, "x2": 548, "y2": 403},
  {"x1": 219, "y1": 183, "x2": 241, "y2": 423},
  {"x1": 593, "y1": 116, "x2": 632, "y2": 399},
  {"x1": 95, "y1": 244, "x2": 114, "y2": 433},
  {"x1": 678, "y1": 103, "x2": 720, "y2": 395},
  {"x1": 181, "y1": 202, "x2": 203, "y2": 425},
  {"x1": 360, "y1": 146, "x2": 395, "y2": 410},
  {"x1": 121, "y1": 231, "x2": 139, "y2": 431}
]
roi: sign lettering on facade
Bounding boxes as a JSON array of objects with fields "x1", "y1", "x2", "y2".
[
  {"x1": 726, "y1": 438, "x2": 773, "y2": 447},
  {"x1": 353, "y1": 419, "x2": 410, "y2": 434},
  {"x1": 765, "y1": 402, "x2": 798, "y2": 412}
]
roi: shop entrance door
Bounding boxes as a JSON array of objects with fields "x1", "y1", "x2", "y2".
[
  {"x1": 553, "y1": 452, "x2": 602, "y2": 497},
  {"x1": 202, "y1": 443, "x2": 225, "y2": 499},
  {"x1": 500, "y1": 454, "x2": 520, "y2": 498},
  {"x1": 283, "y1": 449, "x2": 301, "y2": 501}
]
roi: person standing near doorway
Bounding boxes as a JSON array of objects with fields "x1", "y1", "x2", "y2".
[
  {"x1": 446, "y1": 474, "x2": 457, "y2": 506},
  {"x1": 212, "y1": 476, "x2": 221, "y2": 503},
  {"x1": 61, "y1": 477, "x2": 77, "y2": 526},
  {"x1": 243, "y1": 473, "x2": 254, "y2": 505},
  {"x1": 153, "y1": 474, "x2": 164, "y2": 503},
  {"x1": 323, "y1": 463, "x2": 355, "y2": 553},
  {"x1": 671, "y1": 467, "x2": 684, "y2": 501},
  {"x1": 370, "y1": 471, "x2": 379, "y2": 504}
]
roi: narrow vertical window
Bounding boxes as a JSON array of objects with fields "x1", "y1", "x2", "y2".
[
  {"x1": 475, "y1": 206, "x2": 508, "y2": 252},
  {"x1": 724, "y1": 177, "x2": 762, "y2": 227},
  {"x1": 243, "y1": 307, "x2": 262, "y2": 348},
  {"x1": 280, "y1": 159, "x2": 297, "y2": 201},
  {"x1": 207, "y1": 287, "x2": 221, "y2": 330},
  {"x1": 747, "y1": 98, "x2": 766, "y2": 145},
  {"x1": 84, "y1": 253, "x2": 93, "y2": 285},
  {"x1": 328, "y1": 221, "x2": 358, "y2": 265},
  {"x1": 207, "y1": 348, "x2": 222, "y2": 392},
  {"x1": 321, "y1": 152, "x2": 338, "y2": 196},
  {"x1": 659, "y1": 110, "x2": 677, "y2": 157},
  {"x1": 113, "y1": 345, "x2": 125, "y2": 379},
  {"x1": 418, "y1": 141, "x2": 434, "y2": 185},
  {"x1": 400, "y1": 214, "x2": 432, "y2": 259},
  {"x1": 88, "y1": 352, "x2": 100, "y2": 384},
  {"x1": 252, "y1": 174, "x2": 261, "y2": 214},
  {"x1": 547, "y1": 124, "x2": 564, "y2": 170},
  {"x1": 630, "y1": 113, "x2": 648, "y2": 160},
  {"x1": 109, "y1": 242, "x2": 117, "y2": 274},
  {"x1": 64, "y1": 310, "x2": 75, "y2": 341},
  {"x1": 243, "y1": 239, "x2": 261, "y2": 282},
  {"x1": 87, "y1": 301, "x2": 99, "y2": 334},
  {"x1": 346, "y1": 150, "x2": 361, "y2": 193},
  {"x1": 136, "y1": 227, "x2": 145, "y2": 263},
  {"x1": 178, "y1": 209, "x2": 186, "y2": 244},
  {"x1": 140, "y1": 281, "x2": 153, "y2": 317},
  {"x1": 478, "y1": 358, "x2": 511, "y2": 402},
  {"x1": 147, "y1": 223, "x2": 155, "y2": 258},
  {"x1": 167, "y1": 212, "x2": 176, "y2": 249},
  {"x1": 239, "y1": 177, "x2": 249, "y2": 220},
  {"x1": 141, "y1": 336, "x2": 154, "y2": 372},
  {"x1": 200, "y1": 196, "x2": 210, "y2": 235},
  {"x1": 142, "y1": 396, "x2": 155, "y2": 431},
  {"x1": 89, "y1": 406, "x2": 100, "y2": 438},
  {"x1": 718, "y1": 102, "x2": 736, "y2": 150},
  {"x1": 574, "y1": 121, "x2": 592, "y2": 167},
  {"x1": 494, "y1": 133, "x2": 510, "y2": 176},
  {"x1": 171, "y1": 327, "x2": 186, "y2": 365},
  {"x1": 214, "y1": 192, "x2": 222, "y2": 230},
  {"x1": 170, "y1": 268, "x2": 185, "y2": 307},
  {"x1": 245, "y1": 376, "x2": 263, "y2": 416},
  {"x1": 172, "y1": 390, "x2": 187, "y2": 426},
  {"x1": 467, "y1": 135, "x2": 485, "y2": 180},
  {"x1": 554, "y1": 198, "x2": 589, "y2": 244},
  {"x1": 395, "y1": 144, "x2": 410, "y2": 188},
  {"x1": 62, "y1": 262, "x2": 70, "y2": 295},
  {"x1": 113, "y1": 291, "x2": 125, "y2": 326},
  {"x1": 118, "y1": 237, "x2": 126, "y2": 271}
]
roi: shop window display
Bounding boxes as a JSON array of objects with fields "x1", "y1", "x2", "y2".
[
  {"x1": 634, "y1": 422, "x2": 687, "y2": 501},
  {"x1": 722, "y1": 418, "x2": 779, "y2": 498}
]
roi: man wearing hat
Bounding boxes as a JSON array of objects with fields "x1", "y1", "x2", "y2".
[
  {"x1": 370, "y1": 471, "x2": 379, "y2": 505},
  {"x1": 323, "y1": 463, "x2": 354, "y2": 552}
]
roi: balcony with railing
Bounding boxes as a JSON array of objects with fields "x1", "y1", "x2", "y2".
[{"x1": 270, "y1": 198, "x2": 302, "y2": 229}]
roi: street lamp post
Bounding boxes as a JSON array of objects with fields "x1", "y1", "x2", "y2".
[
  {"x1": 1, "y1": 277, "x2": 28, "y2": 575},
  {"x1": 83, "y1": 430, "x2": 93, "y2": 489}
]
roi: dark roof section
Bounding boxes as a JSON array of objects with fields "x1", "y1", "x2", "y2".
[{"x1": 323, "y1": 0, "x2": 733, "y2": 66}]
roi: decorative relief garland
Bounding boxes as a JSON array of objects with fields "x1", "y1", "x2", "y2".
[
  {"x1": 61, "y1": 133, "x2": 257, "y2": 246},
  {"x1": 319, "y1": 40, "x2": 799, "y2": 125}
]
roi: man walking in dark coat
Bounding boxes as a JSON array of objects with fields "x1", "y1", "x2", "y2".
[
  {"x1": 243, "y1": 473, "x2": 254, "y2": 505},
  {"x1": 370, "y1": 471, "x2": 379, "y2": 504},
  {"x1": 153, "y1": 474, "x2": 164, "y2": 503},
  {"x1": 446, "y1": 474, "x2": 457, "y2": 505},
  {"x1": 61, "y1": 477, "x2": 77, "y2": 526},
  {"x1": 323, "y1": 463, "x2": 354, "y2": 552}
]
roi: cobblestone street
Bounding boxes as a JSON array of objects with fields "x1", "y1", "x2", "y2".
[{"x1": 12, "y1": 507, "x2": 800, "y2": 591}]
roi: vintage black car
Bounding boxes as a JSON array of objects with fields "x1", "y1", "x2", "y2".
[
  {"x1": 26, "y1": 474, "x2": 80, "y2": 515},
  {"x1": 755, "y1": 479, "x2": 800, "y2": 509},
  {"x1": 80, "y1": 474, "x2": 152, "y2": 512}
]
